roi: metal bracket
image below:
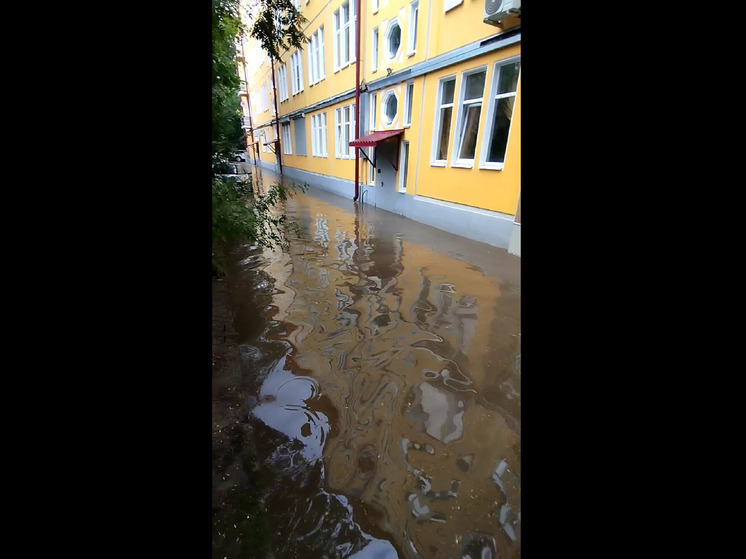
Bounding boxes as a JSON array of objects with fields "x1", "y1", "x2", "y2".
[
  {"x1": 264, "y1": 140, "x2": 278, "y2": 155},
  {"x1": 359, "y1": 147, "x2": 376, "y2": 168}
]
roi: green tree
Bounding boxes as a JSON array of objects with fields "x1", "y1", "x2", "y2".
[
  {"x1": 246, "y1": 0, "x2": 308, "y2": 62},
  {"x1": 212, "y1": 0, "x2": 245, "y2": 169},
  {"x1": 211, "y1": 0, "x2": 308, "y2": 276}
]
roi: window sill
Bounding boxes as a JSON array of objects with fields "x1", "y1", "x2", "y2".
[
  {"x1": 444, "y1": 0, "x2": 463, "y2": 13},
  {"x1": 451, "y1": 161, "x2": 474, "y2": 169},
  {"x1": 407, "y1": 50, "x2": 416, "y2": 57},
  {"x1": 478, "y1": 163, "x2": 505, "y2": 171},
  {"x1": 430, "y1": 161, "x2": 446, "y2": 167},
  {"x1": 403, "y1": 124, "x2": 411, "y2": 129}
]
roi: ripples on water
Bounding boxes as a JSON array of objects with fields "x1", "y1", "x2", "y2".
[{"x1": 232, "y1": 189, "x2": 520, "y2": 559}]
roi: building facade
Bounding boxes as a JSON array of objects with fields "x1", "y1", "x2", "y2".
[{"x1": 236, "y1": 0, "x2": 521, "y2": 255}]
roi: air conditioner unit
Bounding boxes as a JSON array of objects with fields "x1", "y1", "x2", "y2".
[{"x1": 484, "y1": 0, "x2": 521, "y2": 26}]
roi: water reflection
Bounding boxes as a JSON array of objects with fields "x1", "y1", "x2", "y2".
[{"x1": 234, "y1": 181, "x2": 520, "y2": 558}]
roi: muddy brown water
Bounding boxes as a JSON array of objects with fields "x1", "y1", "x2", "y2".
[{"x1": 217, "y1": 174, "x2": 520, "y2": 559}]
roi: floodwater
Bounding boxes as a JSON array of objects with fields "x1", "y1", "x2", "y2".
[{"x1": 218, "y1": 171, "x2": 520, "y2": 559}]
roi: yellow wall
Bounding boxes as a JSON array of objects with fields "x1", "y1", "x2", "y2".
[{"x1": 414, "y1": 43, "x2": 520, "y2": 213}]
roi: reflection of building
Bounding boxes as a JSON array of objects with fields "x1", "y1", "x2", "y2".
[
  {"x1": 236, "y1": 1, "x2": 521, "y2": 255},
  {"x1": 256, "y1": 193, "x2": 521, "y2": 558}
]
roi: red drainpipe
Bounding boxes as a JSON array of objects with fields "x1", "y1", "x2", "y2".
[{"x1": 353, "y1": 0, "x2": 361, "y2": 201}]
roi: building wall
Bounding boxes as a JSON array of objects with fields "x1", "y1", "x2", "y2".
[{"x1": 237, "y1": 0, "x2": 521, "y2": 252}]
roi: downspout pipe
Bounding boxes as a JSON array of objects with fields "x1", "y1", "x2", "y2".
[
  {"x1": 271, "y1": 56, "x2": 283, "y2": 175},
  {"x1": 353, "y1": 0, "x2": 361, "y2": 201}
]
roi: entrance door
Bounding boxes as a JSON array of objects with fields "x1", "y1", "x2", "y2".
[{"x1": 366, "y1": 139, "x2": 401, "y2": 210}]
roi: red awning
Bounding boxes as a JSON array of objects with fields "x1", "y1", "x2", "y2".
[{"x1": 349, "y1": 129, "x2": 405, "y2": 147}]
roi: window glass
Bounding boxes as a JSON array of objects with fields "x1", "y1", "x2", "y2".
[
  {"x1": 465, "y1": 71, "x2": 486, "y2": 100},
  {"x1": 384, "y1": 94, "x2": 398, "y2": 124},
  {"x1": 387, "y1": 22, "x2": 401, "y2": 57},
  {"x1": 405, "y1": 82, "x2": 414, "y2": 126},
  {"x1": 458, "y1": 106, "x2": 481, "y2": 159},
  {"x1": 486, "y1": 96, "x2": 514, "y2": 163},
  {"x1": 442, "y1": 80, "x2": 455, "y2": 104},
  {"x1": 437, "y1": 107, "x2": 452, "y2": 160},
  {"x1": 497, "y1": 61, "x2": 520, "y2": 94}
]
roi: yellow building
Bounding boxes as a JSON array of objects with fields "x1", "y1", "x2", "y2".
[{"x1": 237, "y1": 0, "x2": 521, "y2": 255}]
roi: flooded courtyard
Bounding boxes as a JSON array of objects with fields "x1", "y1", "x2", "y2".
[{"x1": 213, "y1": 173, "x2": 521, "y2": 559}]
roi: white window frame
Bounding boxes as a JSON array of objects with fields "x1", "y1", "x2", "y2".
[
  {"x1": 278, "y1": 64, "x2": 289, "y2": 102},
  {"x1": 333, "y1": 1, "x2": 356, "y2": 72},
  {"x1": 371, "y1": 28, "x2": 379, "y2": 73},
  {"x1": 430, "y1": 74, "x2": 456, "y2": 167},
  {"x1": 407, "y1": 1, "x2": 419, "y2": 56},
  {"x1": 384, "y1": 18, "x2": 402, "y2": 62},
  {"x1": 334, "y1": 104, "x2": 355, "y2": 159},
  {"x1": 261, "y1": 83, "x2": 269, "y2": 112},
  {"x1": 479, "y1": 56, "x2": 520, "y2": 170},
  {"x1": 444, "y1": 0, "x2": 462, "y2": 12},
  {"x1": 451, "y1": 65, "x2": 487, "y2": 169},
  {"x1": 308, "y1": 27, "x2": 325, "y2": 85},
  {"x1": 372, "y1": 0, "x2": 379, "y2": 14},
  {"x1": 290, "y1": 50, "x2": 304, "y2": 95},
  {"x1": 368, "y1": 151, "x2": 376, "y2": 185},
  {"x1": 311, "y1": 113, "x2": 328, "y2": 158},
  {"x1": 311, "y1": 114, "x2": 318, "y2": 156},
  {"x1": 403, "y1": 80, "x2": 414, "y2": 127},
  {"x1": 398, "y1": 140, "x2": 409, "y2": 193},
  {"x1": 369, "y1": 92, "x2": 377, "y2": 131},
  {"x1": 382, "y1": 89, "x2": 398, "y2": 126},
  {"x1": 321, "y1": 112, "x2": 328, "y2": 157},
  {"x1": 282, "y1": 122, "x2": 292, "y2": 155}
]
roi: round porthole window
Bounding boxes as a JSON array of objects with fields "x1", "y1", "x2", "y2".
[
  {"x1": 385, "y1": 19, "x2": 401, "y2": 60},
  {"x1": 383, "y1": 90, "x2": 398, "y2": 125}
]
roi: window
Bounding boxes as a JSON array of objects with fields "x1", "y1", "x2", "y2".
[
  {"x1": 277, "y1": 64, "x2": 289, "y2": 102},
  {"x1": 261, "y1": 83, "x2": 269, "y2": 112},
  {"x1": 311, "y1": 113, "x2": 328, "y2": 157},
  {"x1": 480, "y1": 58, "x2": 520, "y2": 169},
  {"x1": 431, "y1": 76, "x2": 455, "y2": 165},
  {"x1": 372, "y1": 0, "x2": 379, "y2": 14},
  {"x1": 407, "y1": 2, "x2": 419, "y2": 56},
  {"x1": 371, "y1": 28, "x2": 379, "y2": 72},
  {"x1": 290, "y1": 50, "x2": 304, "y2": 95},
  {"x1": 404, "y1": 81, "x2": 414, "y2": 127},
  {"x1": 335, "y1": 103, "x2": 356, "y2": 158},
  {"x1": 308, "y1": 27, "x2": 325, "y2": 85},
  {"x1": 333, "y1": 1, "x2": 356, "y2": 71},
  {"x1": 368, "y1": 151, "x2": 375, "y2": 184},
  {"x1": 452, "y1": 68, "x2": 486, "y2": 167},
  {"x1": 281, "y1": 123, "x2": 292, "y2": 155},
  {"x1": 294, "y1": 117, "x2": 307, "y2": 156},
  {"x1": 398, "y1": 141, "x2": 410, "y2": 193},
  {"x1": 385, "y1": 19, "x2": 401, "y2": 61},
  {"x1": 369, "y1": 92, "x2": 377, "y2": 131},
  {"x1": 444, "y1": 0, "x2": 462, "y2": 12},
  {"x1": 383, "y1": 90, "x2": 398, "y2": 126}
]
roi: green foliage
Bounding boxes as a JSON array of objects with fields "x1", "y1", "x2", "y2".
[
  {"x1": 248, "y1": 0, "x2": 308, "y2": 62},
  {"x1": 212, "y1": 175, "x2": 308, "y2": 275},
  {"x1": 213, "y1": 0, "x2": 246, "y2": 165},
  {"x1": 212, "y1": 0, "x2": 310, "y2": 275}
]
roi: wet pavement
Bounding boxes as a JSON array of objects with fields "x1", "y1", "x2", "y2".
[{"x1": 213, "y1": 168, "x2": 521, "y2": 559}]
